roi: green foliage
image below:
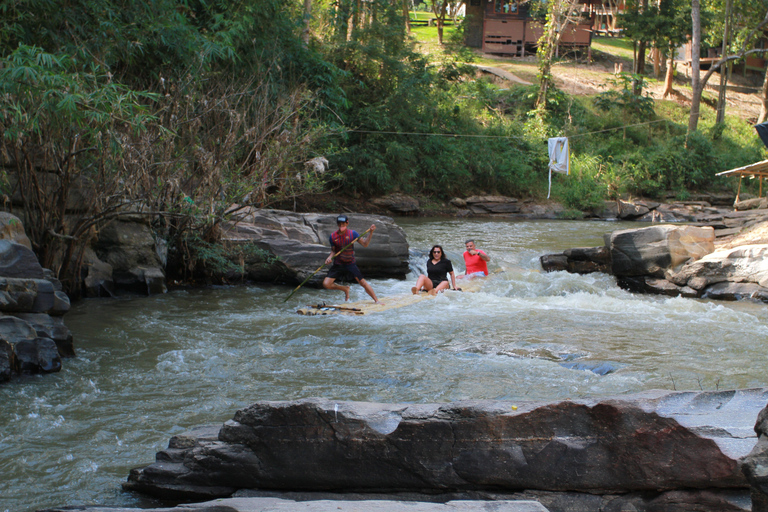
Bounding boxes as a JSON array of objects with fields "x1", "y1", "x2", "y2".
[
  {"x1": 0, "y1": 44, "x2": 158, "y2": 281},
  {"x1": 551, "y1": 155, "x2": 611, "y2": 211},
  {"x1": 594, "y1": 73, "x2": 655, "y2": 116}
]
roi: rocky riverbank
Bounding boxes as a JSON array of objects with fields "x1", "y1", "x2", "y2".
[{"x1": 115, "y1": 389, "x2": 768, "y2": 512}]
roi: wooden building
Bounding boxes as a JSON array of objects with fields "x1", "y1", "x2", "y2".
[{"x1": 464, "y1": 0, "x2": 595, "y2": 56}]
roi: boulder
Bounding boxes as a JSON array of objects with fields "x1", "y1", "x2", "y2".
[
  {"x1": 667, "y1": 245, "x2": 768, "y2": 297},
  {"x1": 0, "y1": 240, "x2": 45, "y2": 279},
  {"x1": 82, "y1": 247, "x2": 115, "y2": 298},
  {"x1": 370, "y1": 194, "x2": 420, "y2": 214},
  {"x1": 744, "y1": 404, "x2": 768, "y2": 512},
  {"x1": 607, "y1": 225, "x2": 714, "y2": 277},
  {"x1": 0, "y1": 339, "x2": 10, "y2": 382},
  {"x1": 223, "y1": 209, "x2": 409, "y2": 284},
  {"x1": 0, "y1": 212, "x2": 33, "y2": 250},
  {"x1": 125, "y1": 389, "x2": 767, "y2": 502},
  {"x1": 540, "y1": 247, "x2": 610, "y2": 274},
  {"x1": 617, "y1": 276, "x2": 700, "y2": 298},
  {"x1": 617, "y1": 200, "x2": 650, "y2": 219},
  {"x1": 40, "y1": 497, "x2": 548, "y2": 512},
  {"x1": 464, "y1": 196, "x2": 519, "y2": 215},
  {"x1": 95, "y1": 220, "x2": 166, "y2": 295},
  {"x1": 12, "y1": 312, "x2": 74, "y2": 357},
  {"x1": 735, "y1": 197, "x2": 768, "y2": 211},
  {"x1": 13, "y1": 337, "x2": 61, "y2": 373}
]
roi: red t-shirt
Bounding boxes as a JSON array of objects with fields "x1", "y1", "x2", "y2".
[{"x1": 463, "y1": 250, "x2": 488, "y2": 275}]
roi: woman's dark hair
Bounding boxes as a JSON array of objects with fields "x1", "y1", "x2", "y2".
[{"x1": 429, "y1": 245, "x2": 444, "y2": 260}]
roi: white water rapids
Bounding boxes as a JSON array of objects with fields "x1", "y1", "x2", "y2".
[{"x1": 2, "y1": 217, "x2": 767, "y2": 511}]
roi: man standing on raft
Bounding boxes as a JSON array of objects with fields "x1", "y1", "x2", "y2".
[
  {"x1": 323, "y1": 215, "x2": 382, "y2": 304},
  {"x1": 463, "y1": 240, "x2": 490, "y2": 277}
]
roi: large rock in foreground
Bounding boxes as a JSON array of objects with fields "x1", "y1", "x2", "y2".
[
  {"x1": 607, "y1": 224, "x2": 714, "y2": 277},
  {"x1": 223, "y1": 209, "x2": 409, "y2": 284},
  {"x1": 125, "y1": 389, "x2": 767, "y2": 505}
]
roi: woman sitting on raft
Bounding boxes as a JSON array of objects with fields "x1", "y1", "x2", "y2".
[{"x1": 412, "y1": 245, "x2": 460, "y2": 295}]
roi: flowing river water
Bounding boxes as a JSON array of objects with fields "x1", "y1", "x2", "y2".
[{"x1": 3, "y1": 217, "x2": 768, "y2": 511}]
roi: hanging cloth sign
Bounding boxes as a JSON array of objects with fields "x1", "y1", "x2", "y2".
[{"x1": 547, "y1": 137, "x2": 570, "y2": 199}]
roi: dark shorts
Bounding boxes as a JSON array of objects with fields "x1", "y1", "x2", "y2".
[
  {"x1": 430, "y1": 278, "x2": 448, "y2": 288},
  {"x1": 326, "y1": 263, "x2": 364, "y2": 281}
]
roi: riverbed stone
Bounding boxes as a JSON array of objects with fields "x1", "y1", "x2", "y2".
[
  {"x1": 0, "y1": 339, "x2": 10, "y2": 382},
  {"x1": 11, "y1": 312, "x2": 74, "y2": 357},
  {"x1": 607, "y1": 225, "x2": 714, "y2": 277},
  {"x1": 13, "y1": 336, "x2": 61, "y2": 373},
  {"x1": 617, "y1": 200, "x2": 650, "y2": 219},
  {"x1": 0, "y1": 212, "x2": 33, "y2": 250},
  {"x1": 666, "y1": 245, "x2": 768, "y2": 297},
  {"x1": 125, "y1": 389, "x2": 767, "y2": 503},
  {"x1": 370, "y1": 194, "x2": 420, "y2": 213},
  {"x1": 95, "y1": 219, "x2": 166, "y2": 295},
  {"x1": 222, "y1": 209, "x2": 409, "y2": 284},
  {"x1": 0, "y1": 239, "x2": 45, "y2": 279},
  {"x1": 40, "y1": 497, "x2": 548, "y2": 512}
]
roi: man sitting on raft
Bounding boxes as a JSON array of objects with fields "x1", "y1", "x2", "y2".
[
  {"x1": 462, "y1": 239, "x2": 490, "y2": 278},
  {"x1": 412, "y1": 245, "x2": 459, "y2": 295},
  {"x1": 322, "y1": 215, "x2": 381, "y2": 304}
]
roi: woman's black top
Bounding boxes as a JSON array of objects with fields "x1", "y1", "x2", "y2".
[{"x1": 427, "y1": 258, "x2": 453, "y2": 282}]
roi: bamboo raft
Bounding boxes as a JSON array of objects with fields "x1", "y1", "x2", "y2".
[{"x1": 296, "y1": 273, "x2": 494, "y2": 316}]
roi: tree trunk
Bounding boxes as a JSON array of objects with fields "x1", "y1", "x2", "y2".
[
  {"x1": 687, "y1": 0, "x2": 702, "y2": 134},
  {"x1": 302, "y1": 0, "x2": 312, "y2": 45},
  {"x1": 663, "y1": 45, "x2": 675, "y2": 98},
  {"x1": 715, "y1": 0, "x2": 732, "y2": 126},
  {"x1": 758, "y1": 64, "x2": 768, "y2": 124},
  {"x1": 403, "y1": 0, "x2": 411, "y2": 33}
]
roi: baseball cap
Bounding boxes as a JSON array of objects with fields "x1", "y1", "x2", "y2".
[{"x1": 336, "y1": 215, "x2": 348, "y2": 223}]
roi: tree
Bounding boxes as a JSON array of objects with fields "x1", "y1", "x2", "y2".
[
  {"x1": 429, "y1": 0, "x2": 451, "y2": 44},
  {"x1": 535, "y1": 0, "x2": 583, "y2": 109},
  {"x1": 688, "y1": 7, "x2": 768, "y2": 133}
]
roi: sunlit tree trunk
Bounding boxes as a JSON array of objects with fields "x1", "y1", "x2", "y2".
[
  {"x1": 758, "y1": 65, "x2": 768, "y2": 124},
  {"x1": 663, "y1": 44, "x2": 675, "y2": 98},
  {"x1": 302, "y1": 0, "x2": 312, "y2": 45},
  {"x1": 403, "y1": 0, "x2": 411, "y2": 33},
  {"x1": 715, "y1": 0, "x2": 733, "y2": 126},
  {"x1": 687, "y1": 0, "x2": 702, "y2": 134},
  {"x1": 535, "y1": 0, "x2": 580, "y2": 109}
]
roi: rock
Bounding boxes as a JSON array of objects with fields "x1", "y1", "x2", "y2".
[
  {"x1": 617, "y1": 200, "x2": 650, "y2": 219},
  {"x1": 370, "y1": 194, "x2": 420, "y2": 214},
  {"x1": 40, "y1": 497, "x2": 549, "y2": 512},
  {"x1": 607, "y1": 225, "x2": 714, "y2": 277},
  {"x1": 95, "y1": 220, "x2": 166, "y2": 295},
  {"x1": 591, "y1": 200, "x2": 619, "y2": 219},
  {"x1": 462, "y1": 196, "x2": 520, "y2": 215},
  {"x1": 540, "y1": 247, "x2": 610, "y2": 274},
  {"x1": 0, "y1": 240, "x2": 45, "y2": 279},
  {"x1": 743, "y1": 403, "x2": 768, "y2": 512},
  {"x1": 223, "y1": 209, "x2": 409, "y2": 284},
  {"x1": 667, "y1": 245, "x2": 768, "y2": 294},
  {"x1": 735, "y1": 198, "x2": 768, "y2": 211},
  {"x1": 125, "y1": 389, "x2": 766, "y2": 502},
  {"x1": 0, "y1": 339, "x2": 10, "y2": 382},
  {"x1": 11, "y1": 312, "x2": 74, "y2": 357},
  {"x1": 82, "y1": 247, "x2": 115, "y2": 298},
  {"x1": 0, "y1": 212, "x2": 32, "y2": 250},
  {"x1": 702, "y1": 282, "x2": 768, "y2": 302},
  {"x1": 13, "y1": 336, "x2": 61, "y2": 373},
  {"x1": 450, "y1": 198, "x2": 467, "y2": 208}
]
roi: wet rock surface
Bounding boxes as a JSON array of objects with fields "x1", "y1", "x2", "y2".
[
  {"x1": 222, "y1": 209, "x2": 410, "y2": 284},
  {"x1": 0, "y1": 214, "x2": 73, "y2": 381},
  {"x1": 123, "y1": 389, "x2": 766, "y2": 511}
]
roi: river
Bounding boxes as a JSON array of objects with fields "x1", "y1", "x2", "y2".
[{"x1": 2, "y1": 218, "x2": 768, "y2": 511}]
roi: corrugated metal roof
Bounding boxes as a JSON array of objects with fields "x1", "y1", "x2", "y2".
[{"x1": 716, "y1": 160, "x2": 768, "y2": 177}]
